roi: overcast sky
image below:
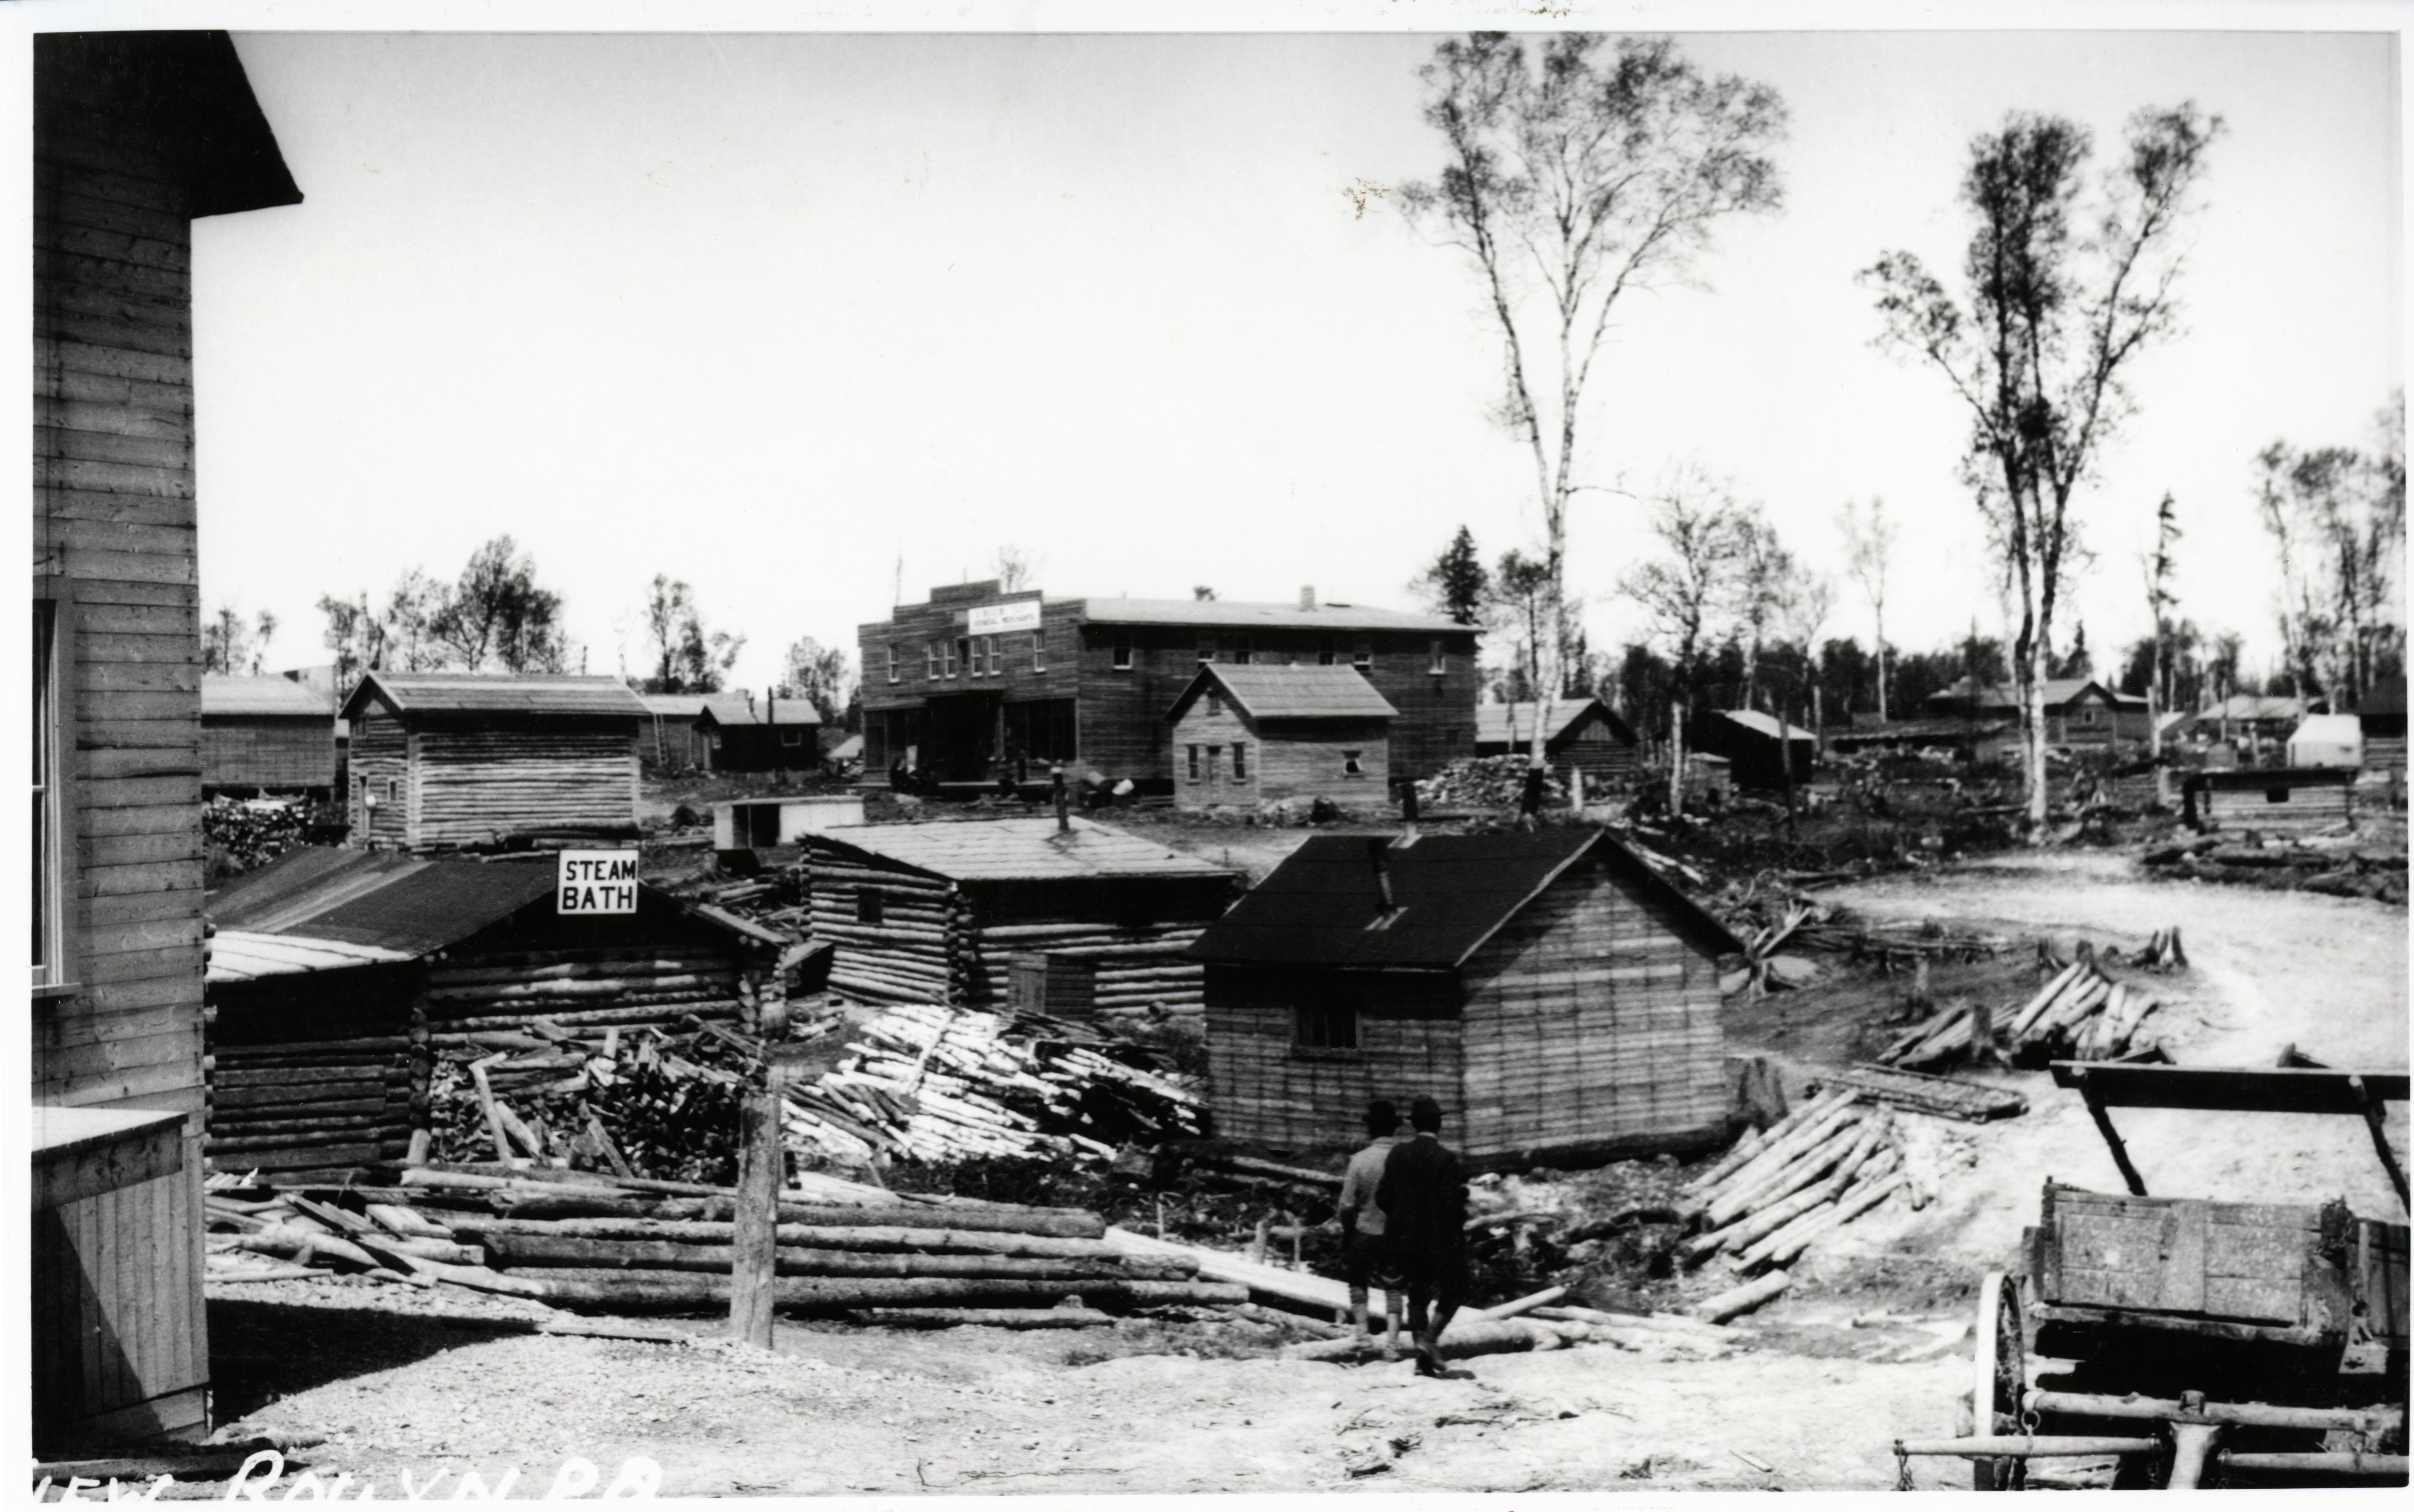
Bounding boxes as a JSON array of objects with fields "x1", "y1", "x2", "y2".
[{"x1": 184, "y1": 20, "x2": 2401, "y2": 698}]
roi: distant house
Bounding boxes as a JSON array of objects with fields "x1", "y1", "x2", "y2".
[
  {"x1": 804, "y1": 818, "x2": 1236, "y2": 1014},
  {"x1": 2109, "y1": 690, "x2": 2153, "y2": 745},
  {"x1": 2287, "y1": 713, "x2": 2364, "y2": 769},
  {"x1": 202, "y1": 674, "x2": 338, "y2": 793},
  {"x1": 698, "y1": 696, "x2": 822, "y2": 772},
  {"x1": 1690, "y1": 709, "x2": 1815, "y2": 789},
  {"x1": 635, "y1": 692, "x2": 732, "y2": 770},
  {"x1": 1191, "y1": 828, "x2": 1742, "y2": 1167},
  {"x1": 338, "y1": 672, "x2": 647, "y2": 850},
  {"x1": 204, "y1": 847, "x2": 782, "y2": 1177},
  {"x1": 2204, "y1": 694, "x2": 2313, "y2": 746},
  {"x1": 1822, "y1": 716, "x2": 2014, "y2": 765},
  {"x1": 1163, "y1": 663, "x2": 1396, "y2": 810},
  {"x1": 2358, "y1": 684, "x2": 2406, "y2": 774},
  {"x1": 2192, "y1": 767, "x2": 2355, "y2": 837},
  {"x1": 1475, "y1": 698, "x2": 1638, "y2": 785},
  {"x1": 1924, "y1": 676, "x2": 2127, "y2": 751}
]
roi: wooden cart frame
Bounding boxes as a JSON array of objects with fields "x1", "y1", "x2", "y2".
[{"x1": 1897, "y1": 1063, "x2": 2409, "y2": 1490}]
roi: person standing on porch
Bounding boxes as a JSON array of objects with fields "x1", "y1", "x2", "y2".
[{"x1": 1377, "y1": 1095, "x2": 1468, "y2": 1377}]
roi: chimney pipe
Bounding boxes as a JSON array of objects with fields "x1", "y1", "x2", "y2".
[
  {"x1": 1367, "y1": 837, "x2": 1395, "y2": 914},
  {"x1": 1298, "y1": 585, "x2": 1316, "y2": 611},
  {"x1": 1052, "y1": 764, "x2": 1069, "y2": 833}
]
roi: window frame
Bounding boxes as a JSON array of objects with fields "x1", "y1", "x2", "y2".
[
  {"x1": 857, "y1": 888, "x2": 887, "y2": 924},
  {"x1": 1342, "y1": 749, "x2": 1364, "y2": 777},
  {"x1": 1429, "y1": 638, "x2": 1445, "y2": 676},
  {"x1": 1231, "y1": 740, "x2": 1248, "y2": 780},
  {"x1": 946, "y1": 638, "x2": 962, "y2": 679},
  {"x1": 1197, "y1": 633, "x2": 1216, "y2": 665},
  {"x1": 1112, "y1": 631, "x2": 1134, "y2": 671},
  {"x1": 31, "y1": 589, "x2": 77, "y2": 994},
  {"x1": 1353, "y1": 635, "x2": 1373, "y2": 671},
  {"x1": 887, "y1": 645, "x2": 899, "y2": 684},
  {"x1": 1186, "y1": 744, "x2": 1201, "y2": 781},
  {"x1": 926, "y1": 640, "x2": 941, "y2": 681},
  {"x1": 1318, "y1": 635, "x2": 1337, "y2": 666},
  {"x1": 1232, "y1": 633, "x2": 1251, "y2": 666},
  {"x1": 1031, "y1": 629, "x2": 1047, "y2": 673},
  {"x1": 1292, "y1": 994, "x2": 1360, "y2": 1054}
]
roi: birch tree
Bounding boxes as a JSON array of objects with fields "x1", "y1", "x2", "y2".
[
  {"x1": 1837, "y1": 497, "x2": 1897, "y2": 720},
  {"x1": 1403, "y1": 33, "x2": 1786, "y2": 768},
  {"x1": 1865, "y1": 102, "x2": 2221, "y2": 832},
  {"x1": 2140, "y1": 492, "x2": 2180, "y2": 754}
]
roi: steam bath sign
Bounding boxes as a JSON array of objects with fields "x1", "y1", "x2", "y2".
[{"x1": 558, "y1": 850, "x2": 639, "y2": 914}]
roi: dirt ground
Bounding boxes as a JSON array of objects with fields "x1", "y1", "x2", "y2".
[{"x1": 145, "y1": 841, "x2": 2404, "y2": 1500}]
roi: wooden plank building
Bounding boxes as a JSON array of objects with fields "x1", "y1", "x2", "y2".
[
  {"x1": 698, "y1": 695, "x2": 823, "y2": 772},
  {"x1": 1475, "y1": 697, "x2": 1638, "y2": 785},
  {"x1": 204, "y1": 848, "x2": 784, "y2": 1177},
  {"x1": 1191, "y1": 828, "x2": 1744, "y2": 1168},
  {"x1": 340, "y1": 671, "x2": 647, "y2": 849},
  {"x1": 32, "y1": 31, "x2": 302, "y2": 1453},
  {"x1": 858, "y1": 580, "x2": 1479, "y2": 794},
  {"x1": 1165, "y1": 663, "x2": 1396, "y2": 810},
  {"x1": 2190, "y1": 767, "x2": 2357, "y2": 838},
  {"x1": 804, "y1": 818, "x2": 1237, "y2": 1017},
  {"x1": 201, "y1": 672, "x2": 337, "y2": 792}
]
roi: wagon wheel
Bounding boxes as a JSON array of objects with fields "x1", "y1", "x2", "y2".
[{"x1": 1966, "y1": 1272, "x2": 2026, "y2": 1491}]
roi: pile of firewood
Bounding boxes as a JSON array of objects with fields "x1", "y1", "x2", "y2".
[
  {"x1": 205, "y1": 1163, "x2": 1244, "y2": 1324},
  {"x1": 1675, "y1": 1091, "x2": 1911, "y2": 1284},
  {"x1": 784, "y1": 1004, "x2": 1208, "y2": 1167},
  {"x1": 1414, "y1": 756, "x2": 1568, "y2": 811},
  {"x1": 1875, "y1": 948, "x2": 2166, "y2": 1071}
]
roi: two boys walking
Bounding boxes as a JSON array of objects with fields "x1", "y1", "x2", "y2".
[{"x1": 1336, "y1": 1095, "x2": 1466, "y2": 1378}]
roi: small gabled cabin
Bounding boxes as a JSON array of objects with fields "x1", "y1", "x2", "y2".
[
  {"x1": 339, "y1": 671, "x2": 647, "y2": 850},
  {"x1": 700, "y1": 696, "x2": 824, "y2": 772},
  {"x1": 1192, "y1": 828, "x2": 1743, "y2": 1168},
  {"x1": 1475, "y1": 698, "x2": 1638, "y2": 785},
  {"x1": 804, "y1": 818, "x2": 1237, "y2": 1014},
  {"x1": 2191, "y1": 767, "x2": 2357, "y2": 838},
  {"x1": 204, "y1": 847, "x2": 783, "y2": 1179},
  {"x1": 1926, "y1": 677, "x2": 2127, "y2": 752},
  {"x1": 1164, "y1": 663, "x2": 1396, "y2": 810},
  {"x1": 202, "y1": 674, "x2": 338, "y2": 793},
  {"x1": 1692, "y1": 710, "x2": 1815, "y2": 790},
  {"x1": 636, "y1": 692, "x2": 722, "y2": 770}
]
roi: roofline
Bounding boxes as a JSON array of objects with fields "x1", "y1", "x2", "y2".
[
  {"x1": 1162, "y1": 663, "x2": 1400, "y2": 725},
  {"x1": 1440, "y1": 830, "x2": 1607, "y2": 970}
]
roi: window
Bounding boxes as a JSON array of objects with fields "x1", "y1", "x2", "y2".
[
  {"x1": 1318, "y1": 635, "x2": 1338, "y2": 666},
  {"x1": 1233, "y1": 634, "x2": 1251, "y2": 666},
  {"x1": 927, "y1": 640, "x2": 941, "y2": 681},
  {"x1": 1353, "y1": 635, "x2": 1372, "y2": 671},
  {"x1": 387, "y1": 777, "x2": 400, "y2": 804},
  {"x1": 1231, "y1": 741, "x2": 1248, "y2": 780},
  {"x1": 781, "y1": 728, "x2": 804, "y2": 748},
  {"x1": 1112, "y1": 632, "x2": 1134, "y2": 671},
  {"x1": 1294, "y1": 998, "x2": 1359, "y2": 1051},
  {"x1": 1186, "y1": 745, "x2": 1201, "y2": 781},
  {"x1": 858, "y1": 889, "x2": 887, "y2": 924},
  {"x1": 1031, "y1": 630, "x2": 1046, "y2": 673},
  {"x1": 1342, "y1": 750, "x2": 1364, "y2": 777},
  {"x1": 1429, "y1": 638, "x2": 1445, "y2": 676},
  {"x1": 887, "y1": 645, "x2": 900, "y2": 684},
  {"x1": 946, "y1": 639, "x2": 962, "y2": 678},
  {"x1": 1197, "y1": 634, "x2": 1216, "y2": 664},
  {"x1": 969, "y1": 635, "x2": 986, "y2": 678},
  {"x1": 32, "y1": 600, "x2": 65, "y2": 988},
  {"x1": 1206, "y1": 690, "x2": 1223, "y2": 716},
  {"x1": 1206, "y1": 745, "x2": 1222, "y2": 781}
]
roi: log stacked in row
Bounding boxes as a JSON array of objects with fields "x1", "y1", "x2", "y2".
[
  {"x1": 208, "y1": 1164, "x2": 1246, "y2": 1321},
  {"x1": 806, "y1": 857, "x2": 960, "y2": 1005},
  {"x1": 423, "y1": 946, "x2": 748, "y2": 1036},
  {"x1": 784, "y1": 1003, "x2": 1208, "y2": 1167},
  {"x1": 205, "y1": 1033, "x2": 421, "y2": 1177},
  {"x1": 1676, "y1": 1091, "x2": 1909, "y2": 1276},
  {"x1": 1875, "y1": 956, "x2": 2164, "y2": 1072}
]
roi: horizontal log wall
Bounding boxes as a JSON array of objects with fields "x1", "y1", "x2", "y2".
[
  {"x1": 1458, "y1": 865, "x2": 1727, "y2": 1163},
  {"x1": 348, "y1": 711, "x2": 407, "y2": 846},
  {"x1": 2203, "y1": 784, "x2": 2353, "y2": 836},
  {"x1": 807, "y1": 848, "x2": 965, "y2": 1006},
  {"x1": 412, "y1": 723, "x2": 640, "y2": 847},
  {"x1": 427, "y1": 944, "x2": 743, "y2": 1030}
]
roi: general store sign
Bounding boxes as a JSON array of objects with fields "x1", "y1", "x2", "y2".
[
  {"x1": 968, "y1": 600, "x2": 1042, "y2": 635},
  {"x1": 557, "y1": 850, "x2": 638, "y2": 914}
]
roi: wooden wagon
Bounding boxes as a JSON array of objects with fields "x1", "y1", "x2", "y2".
[{"x1": 1898, "y1": 1063, "x2": 2408, "y2": 1490}]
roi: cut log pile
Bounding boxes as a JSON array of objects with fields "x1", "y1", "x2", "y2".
[
  {"x1": 206, "y1": 1033, "x2": 421, "y2": 1178},
  {"x1": 784, "y1": 1004, "x2": 1208, "y2": 1167},
  {"x1": 1674, "y1": 1091, "x2": 1911, "y2": 1290},
  {"x1": 2145, "y1": 837, "x2": 2407, "y2": 904},
  {"x1": 1874, "y1": 952, "x2": 2166, "y2": 1072},
  {"x1": 1413, "y1": 756, "x2": 1569, "y2": 812},
  {"x1": 203, "y1": 1163, "x2": 1247, "y2": 1324},
  {"x1": 1828, "y1": 1063, "x2": 2027, "y2": 1122}
]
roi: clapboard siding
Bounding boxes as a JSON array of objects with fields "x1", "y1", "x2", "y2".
[
  {"x1": 410, "y1": 725, "x2": 640, "y2": 847},
  {"x1": 1169, "y1": 705, "x2": 1392, "y2": 810}
]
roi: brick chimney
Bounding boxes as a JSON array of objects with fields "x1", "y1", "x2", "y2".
[{"x1": 1298, "y1": 585, "x2": 1316, "y2": 611}]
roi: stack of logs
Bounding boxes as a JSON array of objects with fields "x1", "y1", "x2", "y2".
[
  {"x1": 1875, "y1": 951, "x2": 2165, "y2": 1072},
  {"x1": 204, "y1": 1033, "x2": 420, "y2": 1180},
  {"x1": 1675, "y1": 1091, "x2": 1911, "y2": 1288},
  {"x1": 207, "y1": 1163, "x2": 1246, "y2": 1324},
  {"x1": 423, "y1": 945, "x2": 753, "y2": 1038},
  {"x1": 784, "y1": 1003, "x2": 1208, "y2": 1167}
]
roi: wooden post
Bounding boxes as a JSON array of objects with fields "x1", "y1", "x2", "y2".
[
  {"x1": 2078, "y1": 1084, "x2": 2148, "y2": 1196},
  {"x1": 2350, "y1": 1075, "x2": 2410, "y2": 1210},
  {"x1": 730, "y1": 972, "x2": 790, "y2": 1349}
]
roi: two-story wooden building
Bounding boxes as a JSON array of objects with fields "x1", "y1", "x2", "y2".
[
  {"x1": 858, "y1": 581, "x2": 1479, "y2": 795},
  {"x1": 33, "y1": 31, "x2": 301, "y2": 1454}
]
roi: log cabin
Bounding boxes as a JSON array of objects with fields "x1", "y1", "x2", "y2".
[
  {"x1": 32, "y1": 31, "x2": 301, "y2": 1454},
  {"x1": 1475, "y1": 697, "x2": 1638, "y2": 785},
  {"x1": 857, "y1": 580, "x2": 1479, "y2": 795},
  {"x1": 203, "y1": 847, "x2": 785, "y2": 1179},
  {"x1": 1925, "y1": 676, "x2": 2128, "y2": 754},
  {"x1": 804, "y1": 818, "x2": 1237, "y2": 1017},
  {"x1": 339, "y1": 671, "x2": 647, "y2": 850},
  {"x1": 201, "y1": 673, "x2": 337, "y2": 794},
  {"x1": 1163, "y1": 663, "x2": 1396, "y2": 811},
  {"x1": 2190, "y1": 767, "x2": 2357, "y2": 837},
  {"x1": 1192, "y1": 828, "x2": 1744, "y2": 1168}
]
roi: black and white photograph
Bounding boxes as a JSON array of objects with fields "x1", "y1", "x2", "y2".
[{"x1": 20, "y1": 0, "x2": 2410, "y2": 1497}]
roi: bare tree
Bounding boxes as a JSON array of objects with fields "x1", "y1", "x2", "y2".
[
  {"x1": 1620, "y1": 465, "x2": 1751, "y2": 811},
  {"x1": 2256, "y1": 426, "x2": 2407, "y2": 706},
  {"x1": 1837, "y1": 496, "x2": 1897, "y2": 720},
  {"x1": 1865, "y1": 102, "x2": 2222, "y2": 832},
  {"x1": 1732, "y1": 506, "x2": 1798, "y2": 710},
  {"x1": 202, "y1": 606, "x2": 277, "y2": 676},
  {"x1": 1403, "y1": 33, "x2": 1787, "y2": 767},
  {"x1": 991, "y1": 545, "x2": 1044, "y2": 594},
  {"x1": 779, "y1": 637, "x2": 854, "y2": 724},
  {"x1": 638, "y1": 575, "x2": 745, "y2": 694}
]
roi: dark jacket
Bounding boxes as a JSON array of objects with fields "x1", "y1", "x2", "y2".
[{"x1": 1376, "y1": 1132, "x2": 1466, "y2": 1265}]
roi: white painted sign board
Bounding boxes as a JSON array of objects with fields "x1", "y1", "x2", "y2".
[
  {"x1": 968, "y1": 600, "x2": 1042, "y2": 635},
  {"x1": 557, "y1": 850, "x2": 639, "y2": 914}
]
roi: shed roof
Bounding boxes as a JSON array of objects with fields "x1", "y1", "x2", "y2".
[
  {"x1": 340, "y1": 671, "x2": 649, "y2": 722},
  {"x1": 698, "y1": 699, "x2": 822, "y2": 728},
  {"x1": 1165, "y1": 663, "x2": 1398, "y2": 724},
  {"x1": 2210, "y1": 694, "x2": 2309, "y2": 723},
  {"x1": 811, "y1": 818, "x2": 1232, "y2": 882},
  {"x1": 1190, "y1": 827, "x2": 1743, "y2": 971},
  {"x1": 2288, "y1": 714, "x2": 2364, "y2": 747},
  {"x1": 206, "y1": 848, "x2": 561, "y2": 955},
  {"x1": 1075, "y1": 596, "x2": 1467, "y2": 634},
  {"x1": 1476, "y1": 698, "x2": 1636, "y2": 748},
  {"x1": 1926, "y1": 677, "x2": 2112, "y2": 711},
  {"x1": 637, "y1": 692, "x2": 717, "y2": 719},
  {"x1": 207, "y1": 930, "x2": 414, "y2": 983},
  {"x1": 1716, "y1": 709, "x2": 1817, "y2": 743},
  {"x1": 203, "y1": 674, "x2": 337, "y2": 718}
]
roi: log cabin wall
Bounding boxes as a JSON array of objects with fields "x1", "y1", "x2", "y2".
[
  {"x1": 955, "y1": 874, "x2": 1230, "y2": 1017},
  {"x1": 1202, "y1": 965, "x2": 1465, "y2": 1154},
  {"x1": 1458, "y1": 864, "x2": 1728, "y2": 1165},
  {"x1": 1557, "y1": 712, "x2": 1636, "y2": 783},
  {"x1": 804, "y1": 846, "x2": 964, "y2": 1005},
  {"x1": 410, "y1": 718, "x2": 640, "y2": 847},
  {"x1": 204, "y1": 964, "x2": 422, "y2": 1176},
  {"x1": 2202, "y1": 779, "x2": 2355, "y2": 836},
  {"x1": 347, "y1": 708, "x2": 408, "y2": 845},
  {"x1": 33, "y1": 31, "x2": 302, "y2": 1452},
  {"x1": 201, "y1": 714, "x2": 335, "y2": 790}
]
